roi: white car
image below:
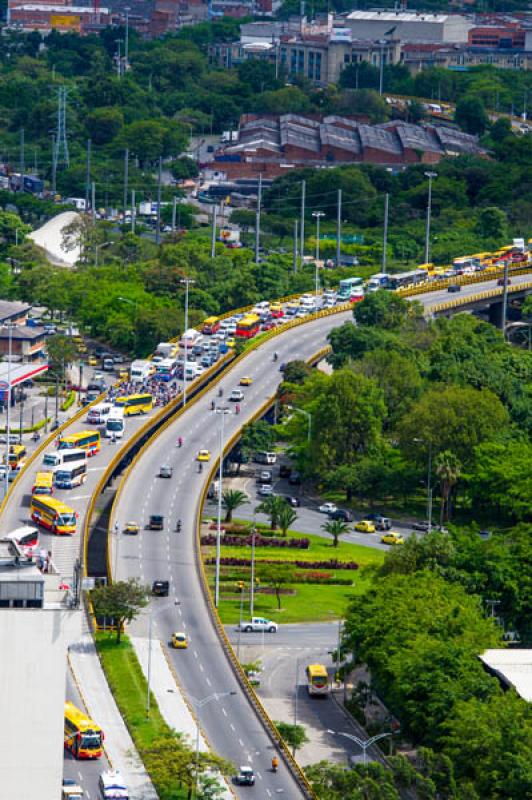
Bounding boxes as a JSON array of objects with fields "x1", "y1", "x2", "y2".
[
  {"x1": 258, "y1": 484, "x2": 273, "y2": 497},
  {"x1": 319, "y1": 502, "x2": 337, "y2": 514},
  {"x1": 229, "y1": 389, "x2": 244, "y2": 402},
  {"x1": 99, "y1": 770, "x2": 128, "y2": 799}
]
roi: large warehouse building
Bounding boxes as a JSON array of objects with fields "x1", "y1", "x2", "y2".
[{"x1": 344, "y1": 10, "x2": 473, "y2": 43}]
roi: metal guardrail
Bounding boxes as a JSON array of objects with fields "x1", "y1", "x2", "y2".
[
  {"x1": 397, "y1": 265, "x2": 532, "y2": 298},
  {"x1": 429, "y1": 280, "x2": 532, "y2": 314}
]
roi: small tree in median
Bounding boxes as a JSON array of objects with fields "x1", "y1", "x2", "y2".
[
  {"x1": 322, "y1": 519, "x2": 349, "y2": 548},
  {"x1": 90, "y1": 578, "x2": 149, "y2": 644},
  {"x1": 222, "y1": 489, "x2": 248, "y2": 523},
  {"x1": 275, "y1": 721, "x2": 309, "y2": 756},
  {"x1": 260, "y1": 564, "x2": 295, "y2": 611},
  {"x1": 255, "y1": 496, "x2": 286, "y2": 530},
  {"x1": 277, "y1": 504, "x2": 298, "y2": 536}
]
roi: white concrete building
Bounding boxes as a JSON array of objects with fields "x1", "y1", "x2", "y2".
[
  {"x1": 0, "y1": 540, "x2": 81, "y2": 800},
  {"x1": 344, "y1": 10, "x2": 473, "y2": 43}
]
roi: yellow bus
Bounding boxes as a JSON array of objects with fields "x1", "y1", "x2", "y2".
[
  {"x1": 58, "y1": 430, "x2": 100, "y2": 457},
  {"x1": 305, "y1": 664, "x2": 330, "y2": 696},
  {"x1": 31, "y1": 471, "x2": 54, "y2": 496},
  {"x1": 30, "y1": 495, "x2": 77, "y2": 535},
  {"x1": 114, "y1": 393, "x2": 153, "y2": 416},
  {"x1": 64, "y1": 701, "x2": 103, "y2": 760},
  {"x1": 6, "y1": 444, "x2": 26, "y2": 468}
]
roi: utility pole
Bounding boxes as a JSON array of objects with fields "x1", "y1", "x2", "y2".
[
  {"x1": 131, "y1": 189, "x2": 136, "y2": 234},
  {"x1": 155, "y1": 156, "x2": 162, "y2": 245},
  {"x1": 91, "y1": 181, "x2": 96, "y2": 223},
  {"x1": 51, "y1": 135, "x2": 57, "y2": 195},
  {"x1": 19, "y1": 128, "x2": 24, "y2": 190},
  {"x1": 336, "y1": 189, "x2": 342, "y2": 268},
  {"x1": 501, "y1": 261, "x2": 509, "y2": 338},
  {"x1": 293, "y1": 218, "x2": 298, "y2": 273},
  {"x1": 124, "y1": 6, "x2": 130, "y2": 70},
  {"x1": 382, "y1": 192, "x2": 389, "y2": 274},
  {"x1": 123, "y1": 148, "x2": 129, "y2": 220},
  {"x1": 180, "y1": 277, "x2": 195, "y2": 408},
  {"x1": 300, "y1": 179, "x2": 306, "y2": 261},
  {"x1": 171, "y1": 196, "x2": 177, "y2": 233},
  {"x1": 210, "y1": 205, "x2": 217, "y2": 258},
  {"x1": 424, "y1": 171, "x2": 437, "y2": 265},
  {"x1": 85, "y1": 139, "x2": 91, "y2": 214},
  {"x1": 55, "y1": 86, "x2": 69, "y2": 168},
  {"x1": 255, "y1": 173, "x2": 262, "y2": 265}
]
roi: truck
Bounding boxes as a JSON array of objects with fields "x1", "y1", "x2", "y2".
[
  {"x1": 239, "y1": 617, "x2": 278, "y2": 633},
  {"x1": 130, "y1": 359, "x2": 153, "y2": 383},
  {"x1": 155, "y1": 342, "x2": 178, "y2": 359},
  {"x1": 366, "y1": 272, "x2": 390, "y2": 292}
]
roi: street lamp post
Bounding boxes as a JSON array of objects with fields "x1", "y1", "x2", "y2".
[
  {"x1": 250, "y1": 514, "x2": 256, "y2": 616},
  {"x1": 180, "y1": 277, "x2": 195, "y2": 407},
  {"x1": 287, "y1": 405, "x2": 311, "y2": 443},
  {"x1": 3, "y1": 323, "x2": 14, "y2": 498},
  {"x1": 414, "y1": 437, "x2": 433, "y2": 531},
  {"x1": 124, "y1": 6, "x2": 130, "y2": 70},
  {"x1": 214, "y1": 407, "x2": 230, "y2": 607},
  {"x1": 328, "y1": 729, "x2": 392, "y2": 767},
  {"x1": 146, "y1": 599, "x2": 181, "y2": 715},
  {"x1": 94, "y1": 241, "x2": 112, "y2": 268},
  {"x1": 424, "y1": 171, "x2": 437, "y2": 265},
  {"x1": 312, "y1": 211, "x2": 324, "y2": 299},
  {"x1": 191, "y1": 692, "x2": 236, "y2": 797}
]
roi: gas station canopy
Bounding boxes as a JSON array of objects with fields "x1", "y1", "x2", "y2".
[{"x1": 0, "y1": 362, "x2": 48, "y2": 391}]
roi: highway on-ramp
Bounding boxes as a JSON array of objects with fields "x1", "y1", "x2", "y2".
[{"x1": 108, "y1": 273, "x2": 532, "y2": 798}]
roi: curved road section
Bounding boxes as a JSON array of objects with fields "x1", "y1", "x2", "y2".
[{"x1": 109, "y1": 274, "x2": 532, "y2": 799}]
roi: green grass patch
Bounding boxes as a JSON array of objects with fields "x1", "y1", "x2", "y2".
[
  {"x1": 95, "y1": 632, "x2": 189, "y2": 799},
  {"x1": 203, "y1": 531, "x2": 384, "y2": 624}
]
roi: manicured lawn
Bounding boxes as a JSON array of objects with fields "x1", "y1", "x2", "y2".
[{"x1": 202, "y1": 530, "x2": 384, "y2": 624}]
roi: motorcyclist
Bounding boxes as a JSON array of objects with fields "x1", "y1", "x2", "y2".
[
  {"x1": 176, "y1": 519, "x2": 182, "y2": 532},
  {"x1": 235, "y1": 404, "x2": 240, "y2": 415},
  {"x1": 218, "y1": 387, "x2": 223, "y2": 397},
  {"x1": 273, "y1": 351, "x2": 278, "y2": 362},
  {"x1": 177, "y1": 436, "x2": 183, "y2": 448},
  {"x1": 271, "y1": 756, "x2": 279, "y2": 772}
]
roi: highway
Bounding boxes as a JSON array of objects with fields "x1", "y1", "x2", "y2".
[{"x1": 108, "y1": 272, "x2": 532, "y2": 798}]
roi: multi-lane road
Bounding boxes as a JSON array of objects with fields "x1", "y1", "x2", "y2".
[{"x1": 1, "y1": 272, "x2": 530, "y2": 797}]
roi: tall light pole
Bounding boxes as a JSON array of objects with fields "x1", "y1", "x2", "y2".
[
  {"x1": 3, "y1": 324, "x2": 14, "y2": 498},
  {"x1": 414, "y1": 437, "x2": 433, "y2": 531},
  {"x1": 327, "y1": 729, "x2": 392, "y2": 767},
  {"x1": 214, "y1": 407, "x2": 230, "y2": 607},
  {"x1": 312, "y1": 211, "x2": 324, "y2": 299},
  {"x1": 250, "y1": 514, "x2": 256, "y2": 616},
  {"x1": 424, "y1": 171, "x2": 437, "y2": 265},
  {"x1": 191, "y1": 692, "x2": 236, "y2": 797},
  {"x1": 382, "y1": 193, "x2": 389, "y2": 274},
  {"x1": 377, "y1": 39, "x2": 387, "y2": 95},
  {"x1": 180, "y1": 277, "x2": 195, "y2": 407},
  {"x1": 124, "y1": 6, "x2": 130, "y2": 70}
]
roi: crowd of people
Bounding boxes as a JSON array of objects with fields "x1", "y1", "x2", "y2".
[{"x1": 106, "y1": 377, "x2": 183, "y2": 408}]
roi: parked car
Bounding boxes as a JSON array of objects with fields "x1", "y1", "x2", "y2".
[
  {"x1": 279, "y1": 464, "x2": 292, "y2": 479},
  {"x1": 288, "y1": 471, "x2": 301, "y2": 485},
  {"x1": 256, "y1": 470, "x2": 272, "y2": 484}
]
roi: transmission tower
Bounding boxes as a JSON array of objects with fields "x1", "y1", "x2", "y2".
[{"x1": 54, "y1": 86, "x2": 70, "y2": 168}]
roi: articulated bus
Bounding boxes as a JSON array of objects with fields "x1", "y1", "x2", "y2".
[
  {"x1": 202, "y1": 316, "x2": 221, "y2": 335},
  {"x1": 58, "y1": 430, "x2": 100, "y2": 457},
  {"x1": 30, "y1": 496, "x2": 77, "y2": 535},
  {"x1": 64, "y1": 701, "x2": 103, "y2": 759},
  {"x1": 306, "y1": 664, "x2": 330, "y2": 696},
  {"x1": 114, "y1": 393, "x2": 153, "y2": 416},
  {"x1": 32, "y1": 471, "x2": 54, "y2": 496},
  {"x1": 235, "y1": 314, "x2": 261, "y2": 339}
]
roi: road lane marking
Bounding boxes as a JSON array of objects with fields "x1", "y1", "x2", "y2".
[
  {"x1": 206, "y1": 677, "x2": 211, "y2": 686},
  {"x1": 230, "y1": 723, "x2": 235, "y2": 731},
  {"x1": 239, "y1": 738, "x2": 244, "y2": 747},
  {"x1": 221, "y1": 706, "x2": 227, "y2": 716},
  {"x1": 87, "y1": 466, "x2": 107, "y2": 471}
]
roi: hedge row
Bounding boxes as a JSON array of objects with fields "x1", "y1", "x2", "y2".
[
  {"x1": 207, "y1": 556, "x2": 359, "y2": 570},
  {"x1": 201, "y1": 534, "x2": 310, "y2": 549}
]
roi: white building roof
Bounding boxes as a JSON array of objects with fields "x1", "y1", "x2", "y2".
[
  {"x1": 346, "y1": 10, "x2": 453, "y2": 23},
  {"x1": 480, "y1": 649, "x2": 532, "y2": 702}
]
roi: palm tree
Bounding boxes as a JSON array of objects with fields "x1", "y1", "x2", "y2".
[
  {"x1": 322, "y1": 519, "x2": 349, "y2": 548},
  {"x1": 255, "y1": 496, "x2": 286, "y2": 530},
  {"x1": 277, "y1": 504, "x2": 298, "y2": 536},
  {"x1": 222, "y1": 489, "x2": 248, "y2": 523},
  {"x1": 435, "y1": 450, "x2": 462, "y2": 524}
]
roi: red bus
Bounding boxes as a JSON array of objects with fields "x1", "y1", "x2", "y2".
[{"x1": 236, "y1": 314, "x2": 261, "y2": 339}]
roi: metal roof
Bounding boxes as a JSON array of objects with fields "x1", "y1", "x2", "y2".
[
  {"x1": 0, "y1": 302, "x2": 31, "y2": 323},
  {"x1": 346, "y1": 10, "x2": 455, "y2": 23},
  {"x1": 480, "y1": 649, "x2": 532, "y2": 702},
  {"x1": 0, "y1": 362, "x2": 48, "y2": 388}
]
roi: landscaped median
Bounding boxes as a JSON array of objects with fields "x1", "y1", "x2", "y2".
[
  {"x1": 95, "y1": 631, "x2": 231, "y2": 800},
  {"x1": 201, "y1": 520, "x2": 384, "y2": 624}
]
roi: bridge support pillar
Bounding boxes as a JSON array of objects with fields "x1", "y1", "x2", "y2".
[{"x1": 489, "y1": 301, "x2": 503, "y2": 328}]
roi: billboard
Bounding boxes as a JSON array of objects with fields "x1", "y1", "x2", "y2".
[{"x1": 50, "y1": 14, "x2": 81, "y2": 30}]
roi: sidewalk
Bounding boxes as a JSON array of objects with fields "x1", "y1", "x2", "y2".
[
  {"x1": 132, "y1": 636, "x2": 234, "y2": 800},
  {"x1": 69, "y1": 634, "x2": 158, "y2": 800}
]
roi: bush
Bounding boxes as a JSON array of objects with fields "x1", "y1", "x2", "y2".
[
  {"x1": 201, "y1": 534, "x2": 310, "y2": 549},
  {"x1": 61, "y1": 390, "x2": 76, "y2": 412},
  {"x1": 206, "y1": 556, "x2": 359, "y2": 570}
]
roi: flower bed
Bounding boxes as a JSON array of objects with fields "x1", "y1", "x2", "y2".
[
  {"x1": 201, "y1": 534, "x2": 310, "y2": 549},
  {"x1": 207, "y1": 556, "x2": 359, "y2": 570}
]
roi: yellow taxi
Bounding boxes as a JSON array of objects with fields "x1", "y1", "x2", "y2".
[
  {"x1": 117, "y1": 368, "x2": 128, "y2": 380},
  {"x1": 124, "y1": 521, "x2": 140, "y2": 535},
  {"x1": 381, "y1": 532, "x2": 404, "y2": 545},
  {"x1": 88, "y1": 355, "x2": 98, "y2": 366},
  {"x1": 354, "y1": 520, "x2": 376, "y2": 533},
  {"x1": 240, "y1": 376, "x2": 253, "y2": 386},
  {"x1": 171, "y1": 632, "x2": 189, "y2": 649},
  {"x1": 197, "y1": 449, "x2": 211, "y2": 462},
  {"x1": 226, "y1": 337, "x2": 236, "y2": 349},
  {"x1": 77, "y1": 342, "x2": 88, "y2": 354}
]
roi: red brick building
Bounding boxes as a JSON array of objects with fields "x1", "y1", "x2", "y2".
[{"x1": 214, "y1": 114, "x2": 484, "y2": 179}]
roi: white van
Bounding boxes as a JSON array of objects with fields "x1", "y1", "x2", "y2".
[
  {"x1": 87, "y1": 402, "x2": 112, "y2": 425},
  {"x1": 255, "y1": 451, "x2": 277, "y2": 465},
  {"x1": 253, "y1": 301, "x2": 270, "y2": 314},
  {"x1": 130, "y1": 359, "x2": 153, "y2": 383},
  {"x1": 105, "y1": 408, "x2": 125, "y2": 439},
  {"x1": 42, "y1": 448, "x2": 88, "y2": 469},
  {"x1": 99, "y1": 770, "x2": 128, "y2": 800}
]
